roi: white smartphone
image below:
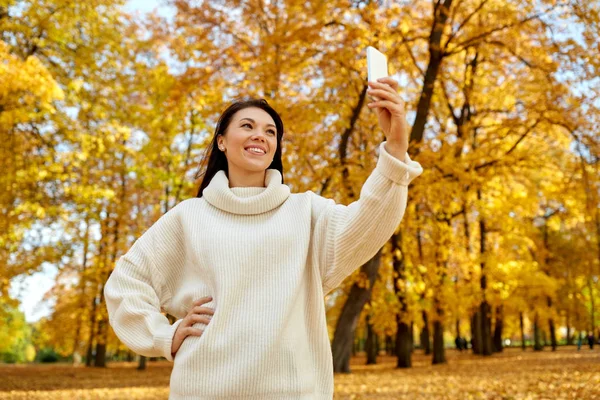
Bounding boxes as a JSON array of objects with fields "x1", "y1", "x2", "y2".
[
  {"x1": 367, "y1": 46, "x2": 388, "y2": 82},
  {"x1": 367, "y1": 46, "x2": 388, "y2": 101}
]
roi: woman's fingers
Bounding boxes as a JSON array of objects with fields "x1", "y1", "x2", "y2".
[
  {"x1": 375, "y1": 77, "x2": 399, "y2": 91},
  {"x1": 192, "y1": 296, "x2": 213, "y2": 307},
  {"x1": 190, "y1": 306, "x2": 215, "y2": 316},
  {"x1": 367, "y1": 99, "x2": 403, "y2": 115},
  {"x1": 367, "y1": 88, "x2": 397, "y2": 103},
  {"x1": 184, "y1": 327, "x2": 205, "y2": 337},
  {"x1": 368, "y1": 80, "x2": 398, "y2": 96},
  {"x1": 189, "y1": 314, "x2": 212, "y2": 325}
]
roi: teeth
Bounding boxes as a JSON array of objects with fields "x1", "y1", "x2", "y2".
[{"x1": 247, "y1": 148, "x2": 265, "y2": 154}]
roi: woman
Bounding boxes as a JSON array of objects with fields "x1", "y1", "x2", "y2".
[{"x1": 104, "y1": 77, "x2": 423, "y2": 399}]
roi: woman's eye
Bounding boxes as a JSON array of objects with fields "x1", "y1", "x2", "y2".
[
  {"x1": 242, "y1": 123, "x2": 252, "y2": 129},
  {"x1": 267, "y1": 130, "x2": 276, "y2": 135}
]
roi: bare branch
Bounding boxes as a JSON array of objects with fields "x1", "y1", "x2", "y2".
[{"x1": 446, "y1": 0, "x2": 491, "y2": 50}]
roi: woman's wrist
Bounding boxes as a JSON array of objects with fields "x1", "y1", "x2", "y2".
[{"x1": 384, "y1": 142, "x2": 408, "y2": 162}]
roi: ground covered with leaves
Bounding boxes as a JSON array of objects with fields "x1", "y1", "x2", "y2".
[{"x1": 0, "y1": 347, "x2": 597, "y2": 399}]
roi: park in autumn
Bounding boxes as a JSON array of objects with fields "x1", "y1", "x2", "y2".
[{"x1": 1, "y1": 0, "x2": 599, "y2": 399}]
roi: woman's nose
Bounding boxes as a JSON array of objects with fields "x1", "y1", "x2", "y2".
[{"x1": 250, "y1": 133, "x2": 266, "y2": 141}]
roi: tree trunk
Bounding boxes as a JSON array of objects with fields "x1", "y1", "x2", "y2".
[
  {"x1": 541, "y1": 221, "x2": 557, "y2": 352},
  {"x1": 432, "y1": 320, "x2": 446, "y2": 364},
  {"x1": 411, "y1": 0, "x2": 454, "y2": 143},
  {"x1": 548, "y1": 316, "x2": 557, "y2": 351},
  {"x1": 94, "y1": 342, "x2": 106, "y2": 367},
  {"x1": 396, "y1": 318, "x2": 411, "y2": 368},
  {"x1": 385, "y1": 335, "x2": 395, "y2": 356},
  {"x1": 589, "y1": 278, "x2": 596, "y2": 336},
  {"x1": 478, "y1": 199, "x2": 493, "y2": 356},
  {"x1": 95, "y1": 179, "x2": 126, "y2": 368},
  {"x1": 533, "y1": 313, "x2": 544, "y2": 351},
  {"x1": 520, "y1": 312, "x2": 526, "y2": 351},
  {"x1": 432, "y1": 295, "x2": 446, "y2": 364},
  {"x1": 456, "y1": 318, "x2": 460, "y2": 341},
  {"x1": 421, "y1": 310, "x2": 431, "y2": 355},
  {"x1": 86, "y1": 217, "x2": 111, "y2": 367},
  {"x1": 332, "y1": 250, "x2": 382, "y2": 373},
  {"x1": 365, "y1": 314, "x2": 377, "y2": 365},
  {"x1": 137, "y1": 355, "x2": 147, "y2": 370},
  {"x1": 73, "y1": 215, "x2": 91, "y2": 362},
  {"x1": 493, "y1": 305, "x2": 503, "y2": 352},
  {"x1": 480, "y1": 300, "x2": 493, "y2": 355},
  {"x1": 391, "y1": 232, "x2": 411, "y2": 368},
  {"x1": 410, "y1": 321, "x2": 414, "y2": 353},
  {"x1": 85, "y1": 295, "x2": 98, "y2": 367},
  {"x1": 471, "y1": 310, "x2": 481, "y2": 354}
]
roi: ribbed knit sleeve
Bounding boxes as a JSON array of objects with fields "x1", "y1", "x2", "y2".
[
  {"x1": 104, "y1": 204, "x2": 187, "y2": 362},
  {"x1": 310, "y1": 141, "x2": 423, "y2": 295}
]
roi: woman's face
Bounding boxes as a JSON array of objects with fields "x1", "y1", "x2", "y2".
[{"x1": 217, "y1": 107, "x2": 278, "y2": 174}]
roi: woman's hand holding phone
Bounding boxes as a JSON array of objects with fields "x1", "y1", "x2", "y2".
[{"x1": 367, "y1": 77, "x2": 409, "y2": 161}]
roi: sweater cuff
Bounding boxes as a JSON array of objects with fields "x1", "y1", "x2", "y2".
[
  {"x1": 154, "y1": 318, "x2": 184, "y2": 362},
  {"x1": 376, "y1": 141, "x2": 423, "y2": 186}
]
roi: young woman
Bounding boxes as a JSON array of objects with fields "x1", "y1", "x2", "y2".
[{"x1": 104, "y1": 77, "x2": 423, "y2": 399}]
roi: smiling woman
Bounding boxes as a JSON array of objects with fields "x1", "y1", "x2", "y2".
[
  {"x1": 216, "y1": 109, "x2": 279, "y2": 187},
  {"x1": 194, "y1": 99, "x2": 285, "y2": 196},
  {"x1": 103, "y1": 94, "x2": 423, "y2": 399}
]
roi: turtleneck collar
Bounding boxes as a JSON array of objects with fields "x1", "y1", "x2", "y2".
[{"x1": 202, "y1": 169, "x2": 290, "y2": 215}]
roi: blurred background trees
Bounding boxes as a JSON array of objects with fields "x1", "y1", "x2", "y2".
[{"x1": 1, "y1": 0, "x2": 598, "y2": 369}]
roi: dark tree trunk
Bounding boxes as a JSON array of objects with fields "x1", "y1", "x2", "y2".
[
  {"x1": 94, "y1": 342, "x2": 106, "y2": 367},
  {"x1": 86, "y1": 218, "x2": 111, "y2": 368},
  {"x1": 541, "y1": 221, "x2": 557, "y2": 351},
  {"x1": 546, "y1": 297, "x2": 557, "y2": 351},
  {"x1": 396, "y1": 319, "x2": 412, "y2": 368},
  {"x1": 391, "y1": 232, "x2": 411, "y2": 368},
  {"x1": 520, "y1": 312, "x2": 526, "y2": 351},
  {"x1": 365, "y1": 314, "x2": 378, "y2": 365},
  {"x1": 332, "y1": 250, "x2": 382, "y2": 373},
  {"x1": 493, "y1": 305, "x2": 503, "y2": 352},
  {"x1": 432, "y1": 294, "x2": 446, "y2": 364},
  {"x1": 533, "y1": 313, "x2": 544, "y2": 351},
  {"x1": 137, "y1": 355, "x2": 147, "y2": 370},
  {"x1": 85, "y1": 295, "x2": 98, "y2": 367},
  {"x1": 411, "y1": 0, "x2": 454, "y2": 143},
  {"x1": 385, "y1": 335, "x2": 395, "y2": 356},
  {"x1": 548, "y1": 317, "x2": 557, "y2": 351},
  {"x1": 432, "y1": 319, "x2": 446, "y2": 364},
  {"x1": 410, "y1": 321, "x2": 414, "y2": 353},
  {"x1": 127, "y1": 351, "x2": 134, "y2": 362},
  {"x1": 478, "y1": 203, "x2": 493, "y2": 356},
  {"x1": 479, "y1": 301, "x2": 493, "y2": 355},
  {"x1": 471, "y1": 310, "x2": 481, "y2": 354},
  {"x1": 73, "y1": 215, "x2": 91, "y2": 362},
  {"x1": 456, "y1": 318, "x2": 460, "y2": 342},
  {"x1": 421, "y1": 310, "x2": 431, "y2": 355}
]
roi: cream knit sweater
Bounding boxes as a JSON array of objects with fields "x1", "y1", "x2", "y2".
[{"x1": 104, "y1": 141, "x2": 423, "y2": 399}]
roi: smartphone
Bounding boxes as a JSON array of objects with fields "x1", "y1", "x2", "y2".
[
  {"x1": 367, "y1": 46, "x2": 388, "y2": 82},
  {"x1": 367, "y1": 46, "x2": 388, "y2": 101}
]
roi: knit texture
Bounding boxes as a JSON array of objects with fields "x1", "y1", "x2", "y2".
[{"x1": 104, "y1": 141, "x2": 423, "y2": 399}]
